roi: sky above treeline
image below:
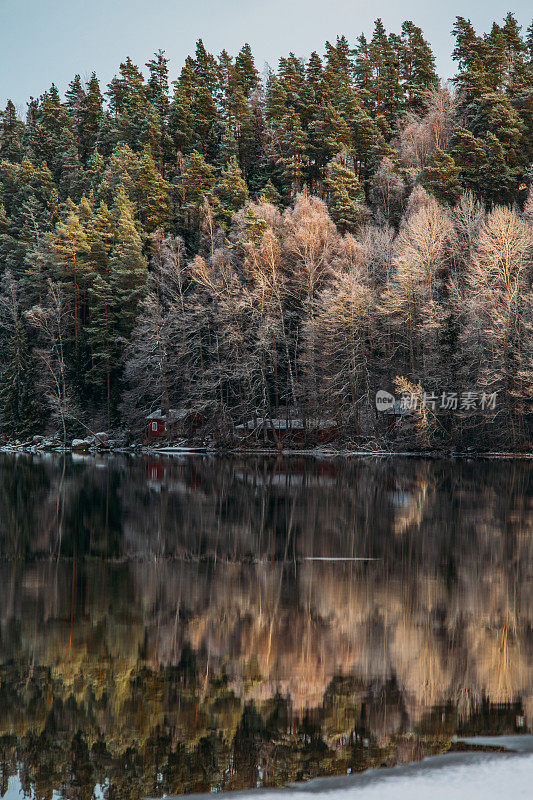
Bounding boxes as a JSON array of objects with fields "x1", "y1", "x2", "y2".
[{"x1": 1, "y1": 0, "x2": 532, "y2": 110}]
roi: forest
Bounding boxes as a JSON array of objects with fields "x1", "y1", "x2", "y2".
[{"x1": 0, "y1": 14, "x2": 532, "y2": 449}]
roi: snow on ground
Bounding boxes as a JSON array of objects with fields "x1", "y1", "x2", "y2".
[
  {"x1": 159, "y1": 737, "x2": 533, "y2": 800},
  {"x1": 3, "y1": 738, "x2": 533, "y2": 799}
]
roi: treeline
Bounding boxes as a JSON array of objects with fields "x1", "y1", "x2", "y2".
[{"x1": 0, "y1": 15, "x2": 532, "y2": 448}]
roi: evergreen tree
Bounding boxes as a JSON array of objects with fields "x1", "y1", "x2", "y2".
[
  {"x1": 471, "y1": 93, "x2": 526, "y2": 174},
  {"x1": 65, "y1": 74, "x2": 85, "y2": 153},
  {"x1": 235, "y1": 44, "x2": 260, "y2": 95},
  {"x1": 452, "y1": 128, "x2": 488, "y2": 196},
  {"x1": 110, "y1": 190, "x2": 147, "y2": 339},
  {"x1": 353, "y1": 34, "x2": 373, "y2": 110},
  {"x1": 178, "y1": 150, "x2": 216, "y2": 233},
  {"x1": 0, "y1": 321, "x2": 40, "y2": 440},
  {"x1": 324, "y1": 161, "x2": 366, "y2": 232},
  {"x1": 218, "y1": 125, "x2": 238, "y2": 166},
  {"x1": 106, "y1": 57, "x2": 146, "y2": 117},
  {"x1": 452, "y1": 17, "x2": 490, "y2": 102},
  {"x1": 277, "y1": 109, "x2": 308, "y2": 195},
  {"x1": 136, "y1": 147, "x2": 172, "y2": 231},
  {"x1": 79, "y1": 73, "x2": 104, "y2": 160},
  {"x1": 49, "y1": 206, "x2": 90, "y2": 346},
  {"x1": 306, "y1": 52, "x2": 324, "y2": 106},
  {"x1": 259, "y1": 179, "x2": 282, "y2": 207},
  {"x1": 86, "y1": 273, "x2": 116, "y2": 420},
  {"x1": 398, "y1": 21, "x2": 438, "y2": 112},
  {"x1": 25, "y1": 85, "x2": 76, "y2": 184},
  {"x1": 0, "y1": 101, "x2": 25, "y2": 163},
  {"x1": 146, "y1": 50, "x2": 170, "y2": 118},
  {"x1": 214, "y1": 155, "x2": 249, "y2": 227},
  {"x1": 368, "y1": 19, "x2": 404, "y2": 124},
  {"x1": 482, "y1": 133, "x2": 513, "y2": 203},
  {"x1": 420, "y1": 148, "x2": 461, "y2": 204}
]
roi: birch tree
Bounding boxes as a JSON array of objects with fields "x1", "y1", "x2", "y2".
[
  {"x1": 381, "y1": 193, "x2": 455, "y2": 382},
  {"x1": 26, "y1": 281, "x2": 73, "y2": 444},
  {"x1": 461, "y1": 205, "x2": 533, "y2": 445}
]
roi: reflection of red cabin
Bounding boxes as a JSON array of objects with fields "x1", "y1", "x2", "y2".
[
  {"x1": 147, "y1": 409, "x2": 203, "y2": 440},
  {"x1": 148, "y1": 461, "x2": 167, "y2": 481}
]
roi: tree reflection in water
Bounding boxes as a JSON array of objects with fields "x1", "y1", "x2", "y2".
[{"x1": 0, "y1": 454, "x2": 531, "y2": 798}]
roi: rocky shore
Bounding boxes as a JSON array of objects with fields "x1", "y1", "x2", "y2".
[{"x1": 0, "y1": 433, "x2": 531, "y2": 460}]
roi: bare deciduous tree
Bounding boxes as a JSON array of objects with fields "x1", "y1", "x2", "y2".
[{"x1": 26, "y1": 281, "x2": 72, "y2": 445}]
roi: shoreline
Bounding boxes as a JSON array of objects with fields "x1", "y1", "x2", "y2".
[{"x1": 1, "y1": 442, "x2": 532, "y2": 460}]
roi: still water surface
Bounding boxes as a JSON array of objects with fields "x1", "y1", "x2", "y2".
[{"x1": 0, "y1": 454, "x2": 531, "y2": 798}]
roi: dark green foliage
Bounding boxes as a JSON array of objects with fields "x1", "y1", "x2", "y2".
[
  {"x1": 0, "y1": 322, "x2": 40, "y2": 439},
  {"x1": 420, "y1": 149, "x2": 461, "y2": 205},
  {"x1": 324, "y1": 160, "x2": 366, "y2": 232},
  {"x1": 214, "y1": 156, "x2": 249, "y2": 226}
]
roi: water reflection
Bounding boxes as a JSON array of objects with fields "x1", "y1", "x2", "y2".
[{"x1": 0, "y1": 455, "x2": 531, "y2": 798}]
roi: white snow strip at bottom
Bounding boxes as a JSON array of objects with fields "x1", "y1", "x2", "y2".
[{"x1": 154, "y1": 739, "x2": 533, "y2": 800}]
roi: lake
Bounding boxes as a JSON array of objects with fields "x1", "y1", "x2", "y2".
[{"x1": 0, "y1": 454, "x2": 531, "y2": 799}]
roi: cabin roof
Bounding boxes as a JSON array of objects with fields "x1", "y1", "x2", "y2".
[
  {"x1": 147, "y1": 408, "x2": 189, "y2": 422},
  {"x1": 386, "y1": 400, "x2": 415, "y2": 416},
  {"x1": 235, "y1": 417, "x2": 337, "y2": 430}
]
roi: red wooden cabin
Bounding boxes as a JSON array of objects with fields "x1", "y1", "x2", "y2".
[{"x1": 147, "y1": 409, "x2": 203, "y2": 440}]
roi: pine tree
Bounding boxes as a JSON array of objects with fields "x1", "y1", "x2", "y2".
[
  {"x1": 110, "y1": 190, "x2": 147, "y2": 339},
  {"x1": 86, "y1": 273, "x2": 116, "y2": 421},
  {"x1": 146, "y1": 50, "x2": 170, "y2": 118},
  {"x1": 86, "y1": 200, "x2": 115, "y2": 272},
  {"x1": 50, "y1": 207, "x2": 91, "y2": 346},
  {"x1": 0, "y1": 321, "x2": 40, "y2": 440},
  {"x1": 353, "y1": 34, "x2": 373, "y2": 110},
  {"x1": 25, "y1": 85, "x2": 76, "y2": 184},
  {"x1": 452, "y1": 128, "x2": 488, "y2": 196},
  {"x1": 452, "y1": 17, "x2": 489, "y2": 101},
  {"x1": 178, "y1": 150, "x2": 216, "y2": 231},
  {"x1": 368, "y1": 19, "x2": 404, "y2": 124},
  {"x1": 235, "y1": 44, "x2": 259, "y2": 95},
  {"x1": 106, "y1": 57, "x2": 146, "y2": 117},
  {"x1": 259, "y1": 180, "x2": 282, "y2": 207},
  {"x1": 214, "y1": 155, "x2": 249, "y2": 227},
  {"x1": 420, "y1": 148, "x2": 461, "y2": 205},
  {"x1": 527, "y1": 21, "x2": 533, "y2": 61},
  {"x1": 277, "y1": 109, "x2": 308, "y2": 195},
  {"x1": 79, "y1": 73, "x2": 104, "y2": 160},
  {"x1": 398, "y1": 21, "x2": 438, "y2": 112},
  {"x1": 0, "y1": 101, "x2": 25, "y2": 163},
  {"x1": 306, "y1": 52, "x2": 324, "y2": 106},
  {"x1": 471, "y1": 93, "x2": 526, "y2": 173},
  {"x1": 352, "y1": 107, "x2": 385, "y2": 180},
  {"x1": 499, "y1": 14, "x2": 529, "y2": 94},
  {"x1": 65, "y1": 74, "x2": 85, "y2": 154},
  {"x1": 218, "y1": 125, "x2": 238, "y2": 166},
  {"x1": 482, "y1": 133, "x2": 512, "y2": 203},
  {"x1": 168, "y1": 66, "x2": 195, "y2": 153},
  {"x1": 136, "y1": 147, "x2": 172, "y2": 232},
  {"x1": 324, "y1": 161, "x2": 366, "y2": 232}
]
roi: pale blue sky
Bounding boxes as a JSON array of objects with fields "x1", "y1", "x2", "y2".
[{"x1": 1, "y1": 0, "x2": 531, "y2": 111}]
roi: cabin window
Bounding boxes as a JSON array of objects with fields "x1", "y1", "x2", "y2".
[{"x1": 151, "y1": 421, "x2": 158, "y2": 432}]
